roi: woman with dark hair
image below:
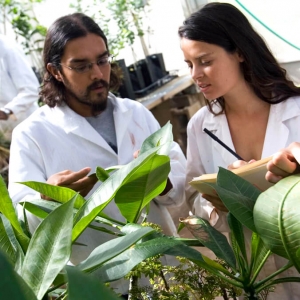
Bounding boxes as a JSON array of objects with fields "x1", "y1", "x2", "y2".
[{"x1": 180, "y1": 3, "x2": 300, "y2": 299}]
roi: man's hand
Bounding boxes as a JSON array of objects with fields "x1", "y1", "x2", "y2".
[
  {"x1": 0, "y1": 111, "x2": 9, "y2": 120},
  {"x1": 266, "y1": 142, "x2": 300, "y2": 183},
  {"x1": 42, "y1": 167, "x2": 98, "y2": 200}
]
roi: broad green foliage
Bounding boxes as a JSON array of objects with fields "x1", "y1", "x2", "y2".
[
  {"x1": 254, "y1": 174, "x2": 300, "y2": 272},
  {"x1": 0, "y1": 250, "x2": 37, "y2": 300},
  {"x1": 66, "y1": 266, "x2": 121, "y2": 300},
  {"x1": 0, "y1": 123, "x2": 182, "y2": 299},
  {"x1": 181, "y1": 168, "x2": 300, "y2": 299},
  {"x1": 2, "y1": 123, "x2": 300, "y2": 299}
]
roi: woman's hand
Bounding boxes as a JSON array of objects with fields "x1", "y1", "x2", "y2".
[
  {"x1": 202, "y1": 193, "x2": 228, "y2": 212},
  {"x1": 228, "y1": 159, "x2": 256, "y2": 170},
  {"x1": 266, "y1": 142, "x2": 300, "y2": 183}
]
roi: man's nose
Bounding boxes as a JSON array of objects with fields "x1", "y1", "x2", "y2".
[{"x1": 90, "y1": 64, "x2": 104, "y2": 80}]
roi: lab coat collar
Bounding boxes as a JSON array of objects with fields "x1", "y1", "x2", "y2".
[
  {"x1": 51, "y1": 93, "x2": 133, "y2": 155},
  {"x1": 201, "y1": 98, "x2": 300, "y2": 162},
  {"x1": 262, "y1": 97, "x2": 300, "y2": 157},
  {"x1": 202, "y1": 109, "x2": 237, "y2": 164}
]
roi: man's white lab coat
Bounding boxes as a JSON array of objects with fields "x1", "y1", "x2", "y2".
[{"x1": 9, "y1": 93, "x2": 186, "y2": 266}]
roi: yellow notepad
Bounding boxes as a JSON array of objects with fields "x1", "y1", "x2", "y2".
[{"x1": 189, "y1": 156, "x2": 274, "y2": 196}]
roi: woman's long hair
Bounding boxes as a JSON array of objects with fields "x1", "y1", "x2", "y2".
[{"x1": 178, "y1": 3, "x2": 300, "y2": 114}]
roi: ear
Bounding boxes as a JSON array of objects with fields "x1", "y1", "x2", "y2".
[
  {"x1": 236, "y1": 50, "x2": 244, "y2": 63},
  {"x1": 47, "y1": 63, "x2": 63, "y2": 81}
]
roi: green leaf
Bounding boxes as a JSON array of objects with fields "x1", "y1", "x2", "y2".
[
  {"x1": 0, "y1": 214, "x2": 17, "y2": 263},
  {"x1": 21, "y1": 197, "x2": 75, "y2": 299},
  {"x1": 0, "y1": 176, "x2": 29, "y2": 250},
  {"x1": 254, "y1": 174, "x2": 300, "y2": 272},
  {"x1": 180, "y1": 215, "x2": 236, "y2": 269},
  {"x1": 92, "y1": 236, "x2": 203, "y2": 282},
  {"x1": 95, "y1": 166, "x2": 110, "y2": 182},
  {"x1": 227, "y1": 213, "x2": 247, "y2": 262},
  {"x1": 20, "y1": 181, "x2": 85, "y2": 208},
  {"x1": 139, "y1": 121, "x2": 173, "y2": 155},
  {"x1": 212, "y1": 167, "x2": 261, "y2": 232},
  {"x1": 66, "y1": 266, "x2": 121, "y2": 300},
  {"x1": 78, "y1": 226, "x2": 155, "y2": 272},
  {"x1": 249, "y1": 232, "x2": 271, "y2": 282},
  {"x1": 115, "y1": 155, "x2": 170, "y2": 222},
  {"x1": 72, "y1": 148, "x2": 166, "y2": 242},
  {"x1": 0, "y1": 250, "x2": 37, "y2": 300}
]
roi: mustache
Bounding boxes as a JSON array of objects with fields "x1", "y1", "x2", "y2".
[{"x1": 87, "y1": 80, "x2": 109, "y2": 92}]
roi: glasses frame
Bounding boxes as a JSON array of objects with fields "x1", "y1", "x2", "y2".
[{"x1": 59, "y1": 55, "x2": 115, "y2": 74}]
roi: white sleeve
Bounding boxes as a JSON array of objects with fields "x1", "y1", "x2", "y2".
[
  {"x1": 3, "y1": 44, "x2": 39, "y2": 118},
  {"x1": 8, "y1": 126, "x2": 45, "y2": 204}
]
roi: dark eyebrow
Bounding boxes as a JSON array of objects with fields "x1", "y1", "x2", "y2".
[
  {"x1": 184, "y1": 52, "x2": 213, "y2": 63},
  {"x1": 69, "y1": 51, "x2": 109, "y2": 64}
]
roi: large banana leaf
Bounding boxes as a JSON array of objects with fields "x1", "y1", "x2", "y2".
[
  {"x1": 211, "y1": 167, "x2": 261, "y2": 232},
  {"x1": 114, "y1": 155, "x2": 170, "y2": 222},
  {"x1": 0, "y1": 250, "x2": 37, "y2": 300},
  {"x1": 0, "y1": 176, "x2": 29, "y2": 250},
  {"x1": 21, "y1": 197, "x2": 75, "y2": 300},
  {"x1": 66, "y1": 266, "x2": 121, "y2": 300},
  {"x1": 180, "y1": 215, "x2": 236, "y2": 270},
  {"x1": 254, "y1": 174, "x2": 300, "y2": 271},
  {"x1": 78, "y1": 226, "x2": 155, "y2": 272},
  {"x1": 72, "y1": 149, "x2": 169, "y2": 242}
]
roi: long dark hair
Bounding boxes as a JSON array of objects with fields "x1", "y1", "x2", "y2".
[
  {"x1": 178, "y1": 2, "x2": 300, "y2": 114},
  {"x1": 40, "y1": 13, "x2": 122, "y2": 107}
]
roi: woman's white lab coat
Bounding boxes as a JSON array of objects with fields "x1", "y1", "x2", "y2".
[{"x1": 186, "y1": 96, "x2": 300, "y2": 299}]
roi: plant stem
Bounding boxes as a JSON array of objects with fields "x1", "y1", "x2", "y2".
[
  {"x1": 221, "y1": 287, "x2": 229, "y2": 300},
  {"x1": 128, "y1": 275, "x2": 138, "y2": 300},
  {"x1": 249, "y1": 250, "x2": 272, "y2": 286},
  {"x1": 254, "y1": 261, "x2": 294, "y2": 290},
  {"x1": 160, "y1": 270, "x2": 170, "y2": 291}
]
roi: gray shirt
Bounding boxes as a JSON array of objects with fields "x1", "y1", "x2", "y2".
[{"x1": 85, "y1": 98, "x2": 117, "y2": 153}]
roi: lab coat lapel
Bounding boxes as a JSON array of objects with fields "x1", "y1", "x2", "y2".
[
  {"x1": 53, "y1": 104, "x2": 116, "y2": 155},
  {"x1": 203, "y1": 112, "x2": 238, "y2": 165},
  {"x1": 262, "y1": 99, "x2": 300, "y2": 157},
  {"x1": 113, "y1": 98, "x2": 133, "y2": 159}
]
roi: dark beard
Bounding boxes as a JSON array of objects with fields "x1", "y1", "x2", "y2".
[{"x1": 64, "y1": 79, "x2": 110, "y2": 115}]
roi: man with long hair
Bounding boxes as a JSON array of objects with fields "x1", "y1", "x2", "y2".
[{"x1": 8, "y1": 13, "x2": 186, "y2": 295}]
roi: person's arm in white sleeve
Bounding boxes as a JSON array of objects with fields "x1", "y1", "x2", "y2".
[
  {"x1": 3, "y1": 43, "x2": 39, "y2": 119},
  {"x1": 8, "y1": 126, "x2": 46, "y2": 204}
]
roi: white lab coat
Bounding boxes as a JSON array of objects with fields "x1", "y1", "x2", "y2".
[
  {"x1": 186, "y1": 96, "x2": 300, "y2": 299},
  {"x1": 0, "y1": 34, "x2": 39, "y2": 138},
  {"x1": 9, "y1": 94, "x2": 186, "y2": 279}
]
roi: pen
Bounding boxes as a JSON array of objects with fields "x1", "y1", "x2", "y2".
[{"x1": 203, "y1": 128, "x2": 244, "y2": 161}]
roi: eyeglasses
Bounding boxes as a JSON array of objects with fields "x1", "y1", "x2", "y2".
[{"x1": 59, "y1": 55, "x2": 114, "y2": 74}]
